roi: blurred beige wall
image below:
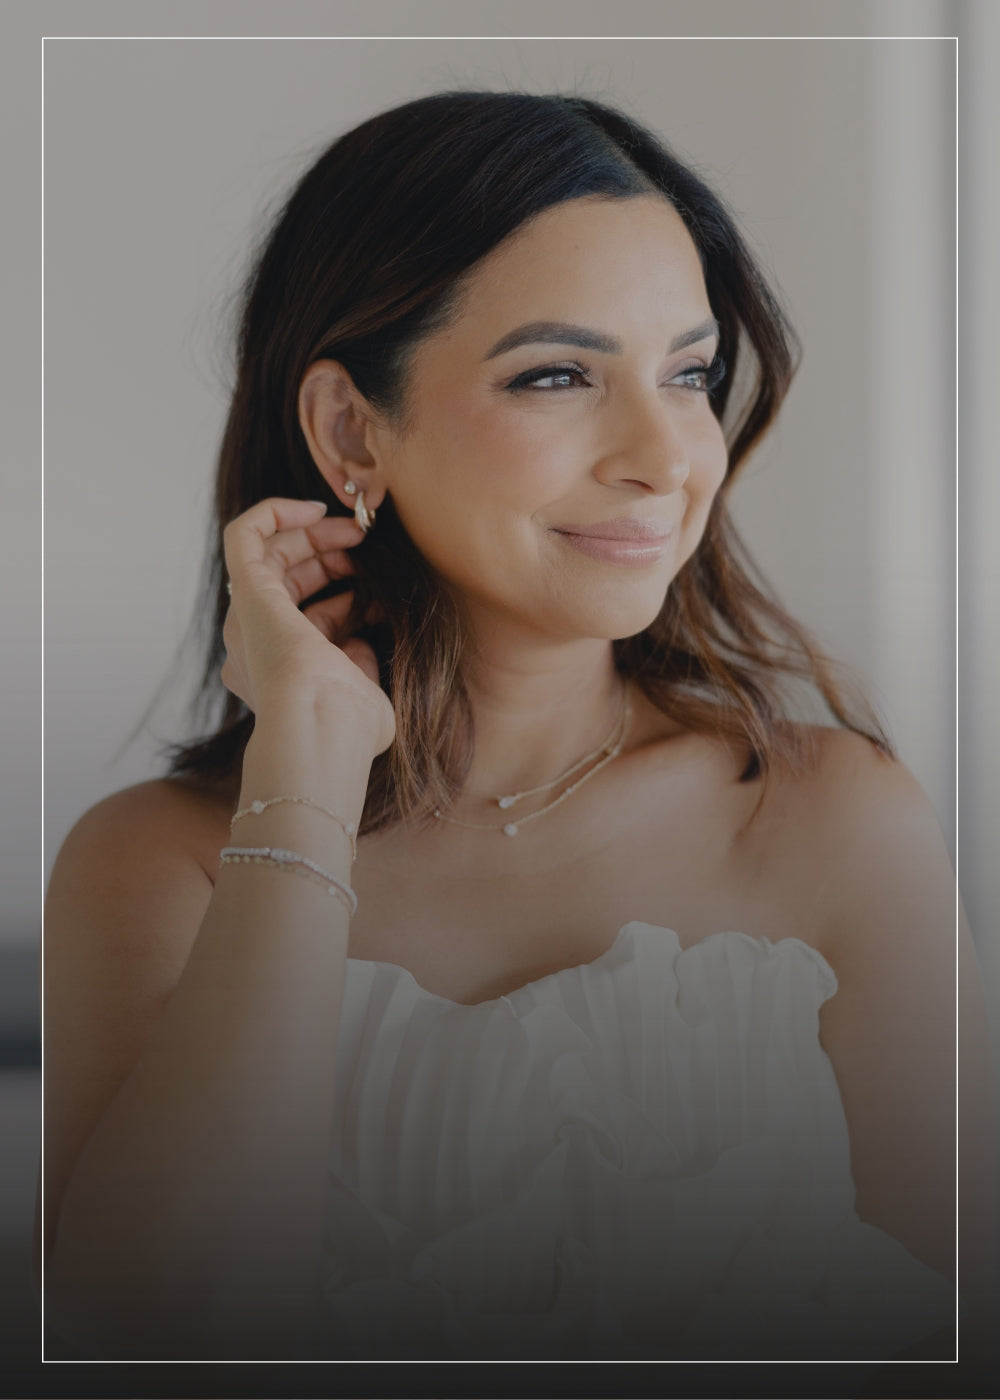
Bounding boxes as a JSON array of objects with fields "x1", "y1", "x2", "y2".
[{"x1": 30, "y1": 10, "x2": 976, "y2": 962}]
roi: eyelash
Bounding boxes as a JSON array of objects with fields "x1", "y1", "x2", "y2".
[{"x1": 505, "y1": 354, "x2": 727, "y2": 396}]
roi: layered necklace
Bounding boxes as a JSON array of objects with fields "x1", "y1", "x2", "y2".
[{"x1": 433, "y1": 683, "x2": 631, "y2": 837}]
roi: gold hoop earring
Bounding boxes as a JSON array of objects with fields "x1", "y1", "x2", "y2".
[
  {"x1": 354, "y1": 491, "x2": 375, "y2": 534},
  {"x1": 344, "y1": 480, "x2": 375, "y2": 534}
]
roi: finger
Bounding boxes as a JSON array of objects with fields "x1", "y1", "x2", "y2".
[
  {"x1": 225, "y1": 496, "x2": 326, "y2": 550},
  {"x1": 298, "y1": 588, "x2": 387, "y2": 627},
  {"x1": 361, "y1": 598, "x2": 387, "y2": 625},
  {"x1": 301, "y1": 592, "x2": 356, "y2": 642},
  {"x1": 303, "y1": 513, "x2": 368, "y2": 546},
  {"x1": 340, "y1": 636, "x2": 382, "y2": 687},
  {"x1": 261, "y1": 517, "x2": 365, "y2": 580},
  {"x1": 265, "y1": 518, "x2": 365, "y2": 602},
  {"x1": 257, "y1": 526, "x2": 361, "y2": 590},
  {"x1": 224, "y1": 498, "x2": 339, "y2": 582},
  {"x1": 284, "y1": 554, "x2": 353, "y2": 606}
]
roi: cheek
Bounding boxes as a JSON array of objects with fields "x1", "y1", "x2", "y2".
[
  {"x1": 447, "y1": 399, "x2": 563, "y2": 478},
  {"x1": 403, "y1": 392, "x2": 529, "y2": 491},
  {"x1": 690, "y1": 415, "x2": 728, "y2": 498},
  {"x1": 383, "y1": 415, "x2": 530, "y2": 576},
  {"x1": 413, "y1": 406, "x2": 574, "y2": 531},
  {"x1": 676, "y1": 419, "x2": 727, "y2": 556}
]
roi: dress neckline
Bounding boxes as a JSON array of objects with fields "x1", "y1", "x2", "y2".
[{"x1": 344, "y1": 922, "x2": 838, "y2": 1011}]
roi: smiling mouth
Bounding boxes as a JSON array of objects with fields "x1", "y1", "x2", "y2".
[
  {"x1": 551, "y1": 518, "x2": 673, "y2": 543},
  {"x1": 551, "y1": 524, "x2": 674, "y2": 565}
]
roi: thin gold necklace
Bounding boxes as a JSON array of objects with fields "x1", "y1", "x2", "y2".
[{"x1": 433, "y1": 685, "x2": 631, "y2": 837}]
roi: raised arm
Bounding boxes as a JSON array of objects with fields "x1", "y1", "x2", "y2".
[{"x1": 41, "y1": 499, "x2": 394, "y2": 1359}]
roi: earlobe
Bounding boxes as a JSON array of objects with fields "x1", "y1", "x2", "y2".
[{"x1": 298, "y1": 360, "x2": 388, "y2": 513}]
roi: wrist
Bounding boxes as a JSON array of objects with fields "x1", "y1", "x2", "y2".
[
  {"x1": 242, "y1": 690, "x2": 379, "y2": 817},
  {"x1": 255, "y1": 682, "x2": 385, "y2": 756}
]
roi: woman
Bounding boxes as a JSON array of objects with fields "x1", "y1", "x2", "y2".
[{"x1": 39, "y1": 91, "x2": 994, "y2": 1365}]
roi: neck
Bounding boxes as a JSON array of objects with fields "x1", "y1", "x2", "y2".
[{"x1": 453, "y1": 633, "x2": 626, "y2": 809}]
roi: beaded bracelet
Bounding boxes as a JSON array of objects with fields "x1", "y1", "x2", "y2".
[
  {"x1": 230, "y1": 796, "x2": 357, "y2": 861},
  {"x1": 219, "y1": 845, "x2": 357, "y2": 916}
]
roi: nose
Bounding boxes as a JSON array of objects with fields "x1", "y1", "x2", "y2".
[{"x1": 592, "y1": 389, "x2": 691, "y2": 495}]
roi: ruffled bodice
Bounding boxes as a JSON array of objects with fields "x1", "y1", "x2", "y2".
[{"x1": 316, "y1": 923, "x2": 956, "y2": 1360}]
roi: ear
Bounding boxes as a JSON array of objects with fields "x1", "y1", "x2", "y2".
[{"x1": 298, "y1": 360, "x2": 389, "y2": 513}]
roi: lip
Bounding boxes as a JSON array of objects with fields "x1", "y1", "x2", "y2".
[
  {"x1": 551, "y1": 519, "x2": 674, "y2": 565},
  {"x1": 551, "y1": 517, "x2": 673, "y2": 543}
]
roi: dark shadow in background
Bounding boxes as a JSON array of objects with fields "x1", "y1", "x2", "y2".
[{"x1": 4, "y1": 1356, "x2": 1000, "y2": 1400}]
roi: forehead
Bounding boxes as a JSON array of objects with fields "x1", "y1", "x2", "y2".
[{"x1": 444, "y1": 194, "x2": 710, "y2": 338}]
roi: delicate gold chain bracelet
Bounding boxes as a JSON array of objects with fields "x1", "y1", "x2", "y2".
[{"x1": 230, "y1": 796, "x2": 357, "y2": 861}]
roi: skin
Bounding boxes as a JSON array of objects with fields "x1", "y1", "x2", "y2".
[
  {"x1": 301, "y1": 195, "x2": 727, "y2": 807},
  {"x1": 362, "y1": 196, "x2": 725, "y2": 648},
  {"x1": 39, "y1": 194, "x2": 995, "y2": 1367}
]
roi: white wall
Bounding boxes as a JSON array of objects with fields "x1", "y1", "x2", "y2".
[{"x1": 30, "y1": 14, "x2": 965, "y2": 955}]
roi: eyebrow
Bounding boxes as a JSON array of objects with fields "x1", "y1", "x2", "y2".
[{"x1": 483, "y1": 317, "x2": 720, "y2": 360}]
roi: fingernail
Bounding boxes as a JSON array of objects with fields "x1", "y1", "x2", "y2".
[{"x1": 307, "y1": 500, "x2": 328, "y2": 511}]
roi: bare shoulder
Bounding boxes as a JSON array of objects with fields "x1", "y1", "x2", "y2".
[
  {"x1": 800, "y1": 724, "x2": 949, "y2": 883},
  {"x1": 41, "y1": 777, "x2": 236, "y2": 1270},
  {"x1": 771, "y1": 732, "x2": 992, "y2": 1317},
  {"x1": 758, "y1": 723, "x2": 933, "y2": 832},
  {"x1": 744, "y1": 726, "x2": 955, "y2": 962},
  {"x1": 45, "y1": 773, "x2": 235, "y2": 1045},
  {"x1": 44, "y1": 774, "x2": 236, "y2": 1027},
  {"x1": 53, "y1": 774, "x2": 236, "y2": 884}
]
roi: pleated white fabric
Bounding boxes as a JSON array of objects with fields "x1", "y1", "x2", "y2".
[{"x1": 316, "y1": 923, "x2": 956, "y2": 1360}]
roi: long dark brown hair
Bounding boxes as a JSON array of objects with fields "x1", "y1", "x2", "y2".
[{"x1": 167, "y1": 91, "x2": 889, "y2": 830}]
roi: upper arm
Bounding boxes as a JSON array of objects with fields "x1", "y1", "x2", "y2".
[
  {"x1": 38, "y1": 782, "x2": 221, "y2": 1280},
  {"x1": 810, "y1": 734, "x2": 996, "y2": 1311}
]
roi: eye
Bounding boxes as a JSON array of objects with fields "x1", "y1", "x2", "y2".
[
  {"x1": 505, "y1": 363, "x2": 592, "y2": 393},
  {"x1": 669, "y1": 354, "x2": 726, "y2": 395},
  {"x1": 671, "y1": 367, "x2": 710, "y2": 391}
]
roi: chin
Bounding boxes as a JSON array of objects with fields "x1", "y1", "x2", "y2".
[
  {"x1": 568, "y1": 594, "x2": 670, "y2": 644},
  {"x1": 591, "y1": 575, "x2": 674, "y2": 635}
]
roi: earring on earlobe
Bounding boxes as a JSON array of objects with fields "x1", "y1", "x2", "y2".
[
  {"x1": 354, "y1": 491, "x2": 376, "y2": 534},
  {"x1": 344, "y1": 479, "x2": 376, "y2": 535}
]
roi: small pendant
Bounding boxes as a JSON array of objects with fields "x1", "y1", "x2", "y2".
[
  {"x1": 503, "y1": 822, "x2": 519, "y2": 837},
  {"x1": 250, "y1": 800, "x2": 265, "y2": 814},
  {"x1": 497, "y1": 795, "x2": 516, "y2": 810}
]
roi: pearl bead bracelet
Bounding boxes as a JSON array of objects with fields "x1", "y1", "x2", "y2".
[{"x1": 219, "y1": 846, "x2": 357, "y2": 916}]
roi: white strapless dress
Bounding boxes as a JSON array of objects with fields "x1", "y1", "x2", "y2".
[{"x1": 315, "y1": 923, "x2": 957, "y2": 1360}]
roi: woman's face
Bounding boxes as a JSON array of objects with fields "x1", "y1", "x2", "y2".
[{"x1": 372, "y1": 194, "x2": 728, "y2": 644}]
